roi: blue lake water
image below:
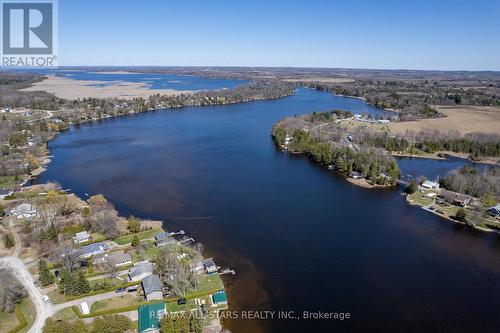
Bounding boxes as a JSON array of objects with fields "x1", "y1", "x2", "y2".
[
  {"x1": 38, "y1": 87, "x2": 500, "y2": 332},
  {"x1": 16, "y1": 68, "x2": 248, "y2": 91}
]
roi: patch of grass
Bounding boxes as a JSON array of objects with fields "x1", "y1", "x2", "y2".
[
  {"x1": 52, "y1": 307, "x2": 78, "y2": 322},
  {"x1": 408, "y1": 191, "x2": 434, "y2": 206},
  {"x1": 90, "y1": 294, "x2": 140, "y2": 313},
  {"x1": 0, "y1": 176, "x2": 16, "y2": 189},
  {"x1": 0, "y1": 309, "x2": 18, "y2": 332},
  {"x1": 17, "y1": 298, "x2": 35, "y2": 333},
  {"x1": 113, "y1": 228, "x2": 162, "y2": 245}
]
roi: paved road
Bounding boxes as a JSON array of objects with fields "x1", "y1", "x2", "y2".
[{"x1": 0, "y1": 255, "x2": 54, "y2": 333}]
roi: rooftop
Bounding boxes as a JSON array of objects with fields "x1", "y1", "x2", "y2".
[
  {"x1": 141, "y1": 274, "x2": 163, "y2": 296},
  {"x1": 138, "y1": 302, "x2": 165, "y2": 332}
]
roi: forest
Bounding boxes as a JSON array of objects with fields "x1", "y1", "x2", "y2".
[{"x1": 439, "y1": 166, "x2": 500, "y2": 200}]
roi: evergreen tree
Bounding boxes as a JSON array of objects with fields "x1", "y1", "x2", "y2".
[
  {"x1": 39, "y1": 259, "x2": 55, "y2": 286},
  {"x1": 3, "y1": 233, "x2": 15, "y2": 248}
]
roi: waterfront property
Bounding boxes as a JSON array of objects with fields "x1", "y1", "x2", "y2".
[
  {"x1": 488, "y1": 204, "x2": 500, "y2": 218},
  {"x1": 421, "y1": 180, "x2": 440, "y2": 190},
  {"x1": 142, "y1": 274, "x2": 163, "y2": 301},
  {"x1": 439, "y1": 189, "x2": 472, "y2": 207},
  {"x1": 203, "y1": 258, "x2": 218, "y2": 275},
  {"x1": 155, "y1": 236, "x2": 177, "y2": 247},
  {"x1": 138, "y1": 302, "x2": 166, "y2": 333}
]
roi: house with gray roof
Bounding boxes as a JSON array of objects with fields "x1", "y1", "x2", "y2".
[
  {"x1": 141, "y1": 274, "x2": 163, "y2": 301},
  {"x1": 109, "y1": 251, "x2": 133, "y2": 267},
  {"x1": 155, "y1": 236, "x2": 177, "y2": 248},
  {"x1": 128, "y1": 260, "x2": 154, "y2": 282},
  {"x1": 487, "y1": 204, "x2": 500, "y2": 218},
  {"x1": 76, "y1": 242, "x2": 109, "y2": 259}
]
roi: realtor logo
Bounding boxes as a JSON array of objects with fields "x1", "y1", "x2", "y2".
[{"x1": 1, "y1": 0, "x2": 58, "y2": 66}]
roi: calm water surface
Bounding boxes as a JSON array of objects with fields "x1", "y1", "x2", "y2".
[{"x1": 39, "y1": 88, "x2": 500, "y2": 332}]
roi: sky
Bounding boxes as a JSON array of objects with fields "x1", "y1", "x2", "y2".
[{"x1": 58, "y1": 0, "x2": 500, "y2": 70}]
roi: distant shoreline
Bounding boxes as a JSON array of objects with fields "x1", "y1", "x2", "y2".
[{"x1": 21, "y1": 75, "x2": 191, "y2": 100}]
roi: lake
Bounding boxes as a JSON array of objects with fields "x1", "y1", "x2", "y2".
[{"x1": 38, "y1": 86, "x2": 500, "y2": 332}]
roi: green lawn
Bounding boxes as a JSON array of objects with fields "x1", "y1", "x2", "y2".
[
  {"x1": 52, "y1": 307, "x2": 78, "y2": 322},
  {"x1": 113, "y1": 228, "x2": 162, "y2": 245},
  {"x1": 0, "y1": 176, "x2": 16, "y2": 189},
  {"x1": 0, "y1": 298, "x2": 35, "y2": 333},
  {"x1": 0, "y1": 309, "x2": 18, "y2": 332},
  {"x1": 408, "y1": 191, "x2": 434, "y2": 206},
  {"x1": 90, "y1": 294, "x2": 140, "y2": 313}
]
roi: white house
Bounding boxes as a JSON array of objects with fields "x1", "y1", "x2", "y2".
[
  {"x1": 421, "y1": 180, "x2": 440, "y2": 190},
  {"x1": 11, "y1": 203, "x2": 37, "y2": 219},
  {"x1": 73, "y1": 231, "x2": 90, "y2": 244}
]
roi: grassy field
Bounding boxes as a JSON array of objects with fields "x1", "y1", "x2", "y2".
[
  {"x1": 90, "y1": 294, "x2": 140, "y2": 313},
  {"x1": 0, "y1": 175, "x2": 16, "y2": 189},
  {"x1": 0, "y1": 298, "x2": 36, "y2": 333},
  {"x1": 52, "y1": 307, "x2": 78, "y2": 322},
  {"x1": 407, "y1": 191, "x2": 434, "y2": 207},
  {"x1": 113, "y1": 228, "x2": 162, "y2": 245},
  {"x1": 389, "y1": 105, "x2": 500, "y2": 136}
]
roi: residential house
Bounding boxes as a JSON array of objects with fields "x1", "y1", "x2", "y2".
[
  {"x1": 73, "y1": 231, "x2": 90, "y2": 244},
  {"x1": 203, "y1": 258, "x2": 218, "y2": 274},
  {"x1": 349, "y1": 171, "x2": 363, "y2": 180},
  {"x1": 128, "y1": 260, "x2": 153, "y2": 282},
  {"x1": 439, "y1": 189, "x2": 472, "y2": 207},
  {"x1": 108, "y1": 251, "x2": 133, "y2": 267},
  {"x1": 154, "y1": 232, "x2": 168, "y2": 241},
  {"x1": 138, "y1": 302, "x2": 165, "y2": 333},
  {"x1": 421, "y1": 180, "x2": 440, "y2": 190},
  {"x1": 10, "y1": 203, "x2": 37, "y2": 219},
  {"x1": 76, "y1": 242, "x2": 109, "y2": 259},
  {"x1": 0, "y1": 188, "x2": 13, "y2": 200},
  {"x1": 141, "y1": 274, "x2": 163, "y2": 301},
  {"x1": 487, "y1": 204, "x2": 500, "y2": 218},
  {"x1": 155, "y1": 236, "x2": 177, "y2": 248}
]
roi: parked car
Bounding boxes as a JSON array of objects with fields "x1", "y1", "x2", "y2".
[
  {"x1": 115, "y1": 287, "x2": 126, "y2": 293},
  {"x1": 34, "y1": 279, "x2": 39, "y2": 287},
  {"x1": 126, "y1": 286, "x2": 138, "y2": 292},
  {"x1": 43, "y1": 295, "x2": 51, "y2": 303},
  {"x1": 177, "y1": 298, "x2": 187, "y2": 305}
]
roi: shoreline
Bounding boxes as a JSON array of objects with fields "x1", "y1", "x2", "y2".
[
  {"x1": 21, "y1": 75, "x2": 192, "y2": 100},
  {"x1": 391, "y1": 151, "x2": 499, "y2": 166}
]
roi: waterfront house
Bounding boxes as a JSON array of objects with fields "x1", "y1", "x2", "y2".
[
  {"x1": 76, "y1": 242, "x2": 109, "y2": 259},
  {"x1": 421, "y1": 180, "x2": 440, "y2": 190},
  {"x1": 349, "y1": 171, "x2": 363, "y2": 179},
  {"x1": 203, "y1": 258, "x2": 218, "y2": 274},
  {"x1": 487, "y1": 204, "x2": 500, "y2": 218},
  {"x1": 154, "y1": 232, "x2": 169, "y2": 241},
  {"x1": 439, "y1": 190, "x2": 472, "y2": 207},
  {"x1": 155, "y1": 236, "x2": 177, "y2": 248},
  {"x1": 128, "y1": 260, "x2": 154, "y2": 282},
  {"x1": 138, "y1": 302, "x2": 165, "y2": 333},
  {"x1": 73, "y1": 231, "x2": 90, "y2": 244},
  {"x1": 141, "y1": 274, "x2": 163, "y2": 301}
]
